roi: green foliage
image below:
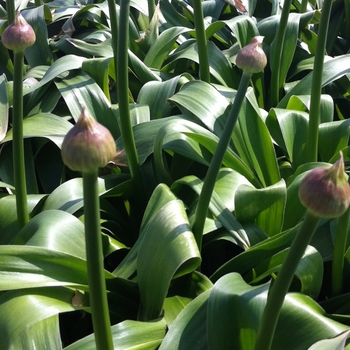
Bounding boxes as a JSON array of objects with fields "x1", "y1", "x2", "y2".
[{"x1": 1, "y1": 0, "x2": 350, "y2": 348}]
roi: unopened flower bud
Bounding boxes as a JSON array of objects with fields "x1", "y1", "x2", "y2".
[
  {"x1": 299, "y1": 152, "x2": 350, "y2": 218},
  {"x1": 2, "y1": 12, "x2": 36, "y2": 51},
  {"x1": 236, "y1": 36, "x2": 267, "y2": 74},
  {"x1": 61, "y1": 107, "x2": 117, "y2": 173}
]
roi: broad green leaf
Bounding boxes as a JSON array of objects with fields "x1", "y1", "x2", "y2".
[
  {"x1": 137, "y1": 192, "x2": 201, "y2": 320},
  {"x1": 23, "y1": 6, "x2": 54, "y2": 66},
  {"x1": 164, "y1": 40, "x2": 236, "y2": 87},
  {"x1": 128, "y1": 49, "x2": 162, "y2": 84},
  {"x1": 1, "y1": 113, "x2": 73, "y2": 148},
  {"x1": 210, "y1": 225, "x2": 299, "y2": 282},
  {"x1": 207, "y1": 273, "x2": 349, "y2": 350},
  {"x1": 235, "y1": 179, "x2": 286, "y2": 236},
  {"x1": 266, "y1": 108, "x2": 309, "y2": 169},
  {"x1": 159, "y1": 290, "x2": 210, "y2": 350},
  {"x1": 65, "y1": 318, "x2": 167, "y2": 350},
  {"x1": 55, "y1": 69, "x2": 120, "y2": 139},
  {"x1": 278, "y1": 54, "x2": 350, "y2": 108},
  {"x1": 138, "y1": 76, "x2": 182, "y2": 119},
  {"x1": 224, "y1": 15, "x2": 259, "y2": 47},
  {"x1": 42, "y1": 176, "x2": 131, "y2": 214},
  {"x1": 233, "y1": 89, "x2": 280, "y2": 187},
  {"x1": 0, "y1": 195, "x2": 45, "y2": 245},
  {"x1": 308, "y1": 329, "x2": 350, "y2": 350},
  {"x1": 9, "y1": 315, "x2": 62, "y2": 350},
  {"x1": 11, "y1": 210, "x2": 86, "y2": 259},
  {"x1": 0, "y1": 287, "x2": 78, "y2": 350},
  {"x1": 169, "y1": 80, "x2": 229, "y2": 136},
  {"x1": 319, "y1": 120, "x2": 350, "y2": 162},
  {"x1": 213, "y1": 168, "x2": 253, "y2": 212},
  {"x1": 164, "y1": 271, "x2": 213, "y2": 325},
  {"x1": 24, "y1": 55, "x2": 86, "y2": 97},
  {"x1": 250, "y1": 245, "x2": 323, "y2": 299},
  {"x1": 82, "y1": 57, "x2": 112, "y2": 101},
  {"x1": 286, "y1": 94, "x2": 334, "y2": 123},
  {"x1": 0, "y1": 245, "x2": 90, "y2": 290},
  {"x1": 144, "y1": 26, "x2": 191, "y2": 68},
  {"x1": 173, "y1": 174, "x2": 250, "y2": 249},
  {"x1": 270, "y1": 13, "x2": 299, "y2": 90},
  {"x1": 112, "y1": 184, "x2": 179, "y2": 279}
]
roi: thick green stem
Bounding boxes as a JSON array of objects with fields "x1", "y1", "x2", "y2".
[
  {"x1": 83, "y1": 171, "x2": 113, "y2": 350},
  {"x1": 254, "y1": 212, "x2": 320, "y2": 350},
  {"x1": 305, "y1": 0, "x2": 333, "y2": 163},
  {"x1": 332, "y1": 207, "x2": 350, "y2": 296},
  {"x1": 192, "y1": 0, "x2": 210, "y2": 83},
  {"x1": 113, "y1": 0, "x2": 143, "y2": 186},
  {"x1": 7, "y1": 0, "x2": 15, "y2": 24},
  {"x1": 269, "y1": 0, "x2": 293, "y2": 107},
  {"x1": 13, "y1": 50, "x2": 29, "y2": 229},
  {"x1": 107, "y1": 0, "x2": 119, "y2": 77},
  {"x1": 192, "y1": 72, "x2": 251, "y2": 250}
]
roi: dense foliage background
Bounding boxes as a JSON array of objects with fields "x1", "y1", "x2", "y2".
[{"x1": 1, "y1": 0, "x2": 350, "y2": 348}]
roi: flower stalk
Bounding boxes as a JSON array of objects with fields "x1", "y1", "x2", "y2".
[
  {"x1": 192, "y1": 37, "x2": 266, "y2": 250},
  {"x1": 192, "y1": 0, "x2": 210, "y2": 83},
  {"x1": 2, "y1": 12, "x2": 36, "y2": 229},
  {"x1": 61, "y1": 109, "x2": 115, "y2": 350},
  {"x1": 107, "y1": 0, "x2": 144, "y2": 199},
  {"x1": 305, "y1": 0, "x2": 333, "y2": 163},
  {"x1": 254, "y1": 154, "x2": 350, "y2": 350}
]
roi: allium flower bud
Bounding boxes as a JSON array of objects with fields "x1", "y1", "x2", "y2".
[
  {"x1": 2, "y1": 12, "x2": 36, "y2": 51},
  {"x1": 299, "y1": 152, "x2": 350, "y2": 218},
  {"x1": 61, "y1": 107, "x2": 117, "y2": 173},
  {"x1": 236, "y1": 36, "x2": 267, "y2": 74}
]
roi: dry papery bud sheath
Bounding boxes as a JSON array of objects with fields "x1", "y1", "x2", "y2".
[
  {"x1": 61, "y1": 107, "x2": 117, "y2": 173},
  {"x1": 2, "y1": 12, "x2": 36, "y2": 51},
  {"x1": 299, "y1": 152, "x2": 350, "y2": 218},
  {"x1": 236, "y1": 36, "x2": 267, "y2": 74}
]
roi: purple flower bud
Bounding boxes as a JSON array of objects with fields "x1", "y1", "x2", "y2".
[
  {"x1": 236, "y1": 36, "x2": 267, "y2": 74},
  {"x1": 2, "y1": 12, "x2": 36, "y2": 51},
  {"x1": 61, "y1": 107, "x2": 117, "y2": 173},
  {"x1": 299, "y1": 152, "x2": 350, "y2": 218}
]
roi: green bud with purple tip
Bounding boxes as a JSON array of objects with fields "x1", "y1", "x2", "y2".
[
  {"x1": 61, "y1": 107, "x2": 117, "y2": 173},
  {"x1": 236, "y1": 36, "x2": 267, "y2": 74},
  {"x1": 2, "y1": 12, "x2": 36, "y2": 52},
  {"x1": 299, "y1": 152, "x2": 350, "y2": 218}
]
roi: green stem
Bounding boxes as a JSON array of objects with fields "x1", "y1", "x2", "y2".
[
  {"x1": 305, "y1": 0, "x2": 333, "y2": 163},
  {"x1": 254, "y1": 212, "x2": 320, "y2": 350},
  {"x1": 13, "y1": 50, "x2": 29, "y2": 229},
  {"x1": 269, "y1": 0, "x2": 293, "y2": 107},
  {"x1": 7, "y1": 0, "x2": 15, "y2": 24},
  {"x1": 107, "y1": 0, "x2": 119, "y2": 73},
  {"x1": 115, "y1": 0, "x2": 143, "y2": 186},
  {"x1": 332, "y1": 207, "x2": 350, "y2": 296},
  {"x1": 192, "y1": 0, "x2": 210, "y2": 83},
  {"x1": 83, "y1": 171, "x2": 113, "y2": 350},
  {"x1": 192, "y1": 72, "x2": 251, "y2": 250}
]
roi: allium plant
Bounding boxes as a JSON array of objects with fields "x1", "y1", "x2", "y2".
[
  {"x1": 2, "y1": 12, "x2": 36, "y2": 229},
  {"x1": 61, "y1": 108, "x2": 115, "y2": 350},
  {"x1": 255, "y1": 152, "x2": 350, "y2": 350}
]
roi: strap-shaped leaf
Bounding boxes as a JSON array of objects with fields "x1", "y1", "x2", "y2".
[{"x1": 137, "y1": 184, "x2": 201, "y2": 320}]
